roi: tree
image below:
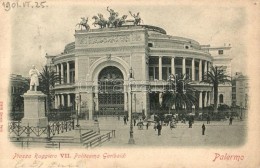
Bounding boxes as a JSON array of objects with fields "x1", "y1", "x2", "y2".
[
  {"x1": 202, "y1": 65, "x2": 231, "y2": 112},
  {"x1": 162, "y1": 74, "x2": 197, "y2": 114},
  {"x1": 38, "y1": 65, "x2": 61, "y2": 113}
]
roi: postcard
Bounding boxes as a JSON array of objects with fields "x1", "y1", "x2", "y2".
[{"x1": 0, "y1": 0, "x2": 259, "y2": 167}]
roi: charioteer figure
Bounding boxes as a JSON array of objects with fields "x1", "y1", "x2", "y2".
[{"x1": 129, "y1": 11, "x2": 142, "y2": 25}]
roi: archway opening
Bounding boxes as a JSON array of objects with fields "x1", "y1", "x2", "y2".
[{"x1": 97, "y1": 66, "x2": 124, "y2": 116}]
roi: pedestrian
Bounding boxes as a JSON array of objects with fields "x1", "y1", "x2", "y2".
[
  {"x1": 170, "y1": 121, "x2": 174, "y2": 130},
  {"x1": 202, "y1": 123, "x2": 205, "y2": 135},
  {"x1": 154, "y1": 122, "x2": 157, "y2": 131},
  {"x1": 157, "y1": 122, "x2": 162, "y2": 136},
  {"x1": 188, "y1": 119, "x2": 192, "y2": 128},
  {"x1": 134, "y1": 119, "x2": 136, "y2": 126},
  {"x1": 207, "y1": 115, "x2": 210, "y2": 124},
  {"x1": 146, "y1": 122, "x2": 149, "y2": 130},
  {"x1": 229, "y1": 116, "x2": 233, "y2": 125},
  {"x1": 123, "y1": 116, "x2": 127, "y2": 125}
]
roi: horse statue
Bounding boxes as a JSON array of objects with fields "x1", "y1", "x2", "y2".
[
  {"x1": 115, "y1": 15, "x2": 128, "y2": 27},
  {"x1": 129, "y1": 11, "x2": 142, "y2": 25},
  {"x1": 76, "y1": 17, "x2": 90, "y2": 31},
  {"x1": 92, "y1": 14, "x2": 108, "y2": 28}
]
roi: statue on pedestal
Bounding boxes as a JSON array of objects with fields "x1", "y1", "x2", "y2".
[{"x1": 29, "y1": 65, "x2": 40, "y2": 91}]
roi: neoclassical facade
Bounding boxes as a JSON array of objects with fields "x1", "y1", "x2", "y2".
[{"x1": 46, "y1": 24, "x2": 232, "y2": 119}]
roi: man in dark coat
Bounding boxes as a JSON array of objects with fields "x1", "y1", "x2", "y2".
[
  {"x1": 189, "y1": 119, "x2": 192, "y2": 128},
  {"x1": 123, "y1": 116, "x2": 127, "y2": 125},
  {"x1": 157, "y1": 123, "x2": 162, "y2": 136},
  {"x1": 207, "y1": 115, "x2": 210, "y2": 124},
  {"x1": 134, "y1": 119, "x2": 136, "y2": 126},
  {"x1": 229, "y1": 116, "x2": 233, "y2": 125},
  {"x1": 202, "y1": 123, "x2": 206, "y2": 135}
]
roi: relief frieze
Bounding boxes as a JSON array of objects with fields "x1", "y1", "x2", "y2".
[{"x1": 76, "y1": 33, "x2": 143, "y2": 46}]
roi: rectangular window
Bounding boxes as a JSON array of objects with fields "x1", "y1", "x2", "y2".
[
  {"x1": 149, "y1": 67, "x2": 154, "y2": 80},
  {"x1": 218, "y1": 50, "x2": 224, "y2": 55},
  {"x1": 154, "y1": 67, "x2": 159, "y2": 80},
  {"x1": 162, "y1": 67, "x2": 168, "y2": 80}
]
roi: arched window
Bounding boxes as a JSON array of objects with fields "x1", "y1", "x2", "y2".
[{"x1": 219, "y1": 94, "x2": 224, "y2": 104}]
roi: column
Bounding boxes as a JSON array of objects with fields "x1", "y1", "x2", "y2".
[
  {"x1": 205, "y1": 61, "x2": 208, "y2": 74},
  {"x1": 171, "y1": 57, "x2": 175, "y2": 75},
  {"x1": 67, "y1": 62, "x2": 70, "y2": 83},
  {"x1": 203, "y1": 61, "x2": 207, "y2": 80},
  {"x1": 57, "y1": 94, "x2": 60, "y2": 108},
  {"x1": 199, "y1": 60, "x2": 202, "y2": 81},
  {"x1": 159, "y1": 93, "x2": 162, "y2": 106},
  {"x1": 94, "y1": 92, "x2": 99, "y2": 111},
  {"x1": 75, "y1": 58, "x2": 78, "y2": 83},
  {"x1": 55, "y1": 95, "x2": 58, "y2": 109},
  {"x1": 182, "y1": 58, "x2": 186, "y2": 75},
  {"x1": 124, "y1": 89, "x2": 128, "y2": 111},
  {"x1": 56, "y1": 64, "x2": 60, "y2": 84},
  {"x1": 192, "y1": 58, "x2": 195, "y2": 81},
  {"x1": 199, "y1": 91, "x2": 203, "y2": 108},
  {"x1": 61, "y1": 63, "x2": 64, "y2": 84},
  {"x1": 61, "y1": 94, "x2": 65, "y2": 106},
  {"x1": 67, "y1": 94, "x2": 71, "y2": 107},
  {"x1": 204, "y1": 91, "x2": 208, "y2": 107},
  {"x1": 208, "y1": 91, "x2": 211, "y2": 105},
  {"x1": 159, "y1": 56, "x2": 162, "y2": 80}
]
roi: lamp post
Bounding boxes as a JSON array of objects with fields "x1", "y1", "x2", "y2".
[
  {"x1": 94, "y1": 96, "x2": 98, "y2": 118},
  {"x1": 75, "y1": 94, "x2": 80, "y2": 127},
  {"x1": 128, "y1": 67, "x2": 135, "y2": 144}
]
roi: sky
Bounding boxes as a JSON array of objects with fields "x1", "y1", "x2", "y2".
[{"x1": 10, "y1": 2, "x2": 247, "y2": 77}]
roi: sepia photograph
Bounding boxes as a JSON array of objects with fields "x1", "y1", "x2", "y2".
[{"x1": 0, "y1": 0, "x2": 259, "y2": 167}]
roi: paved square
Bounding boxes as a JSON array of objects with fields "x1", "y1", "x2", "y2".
[{"x1": 93, "y1": 117, "x2": 246, "y2": 147}]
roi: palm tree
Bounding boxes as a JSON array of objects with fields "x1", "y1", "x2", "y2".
[
  {"x1": 162, "y1": 74, "x2": 197, "y2": 114},
  {"x1": 202, "y1": 65, "x2": 231, "y2": 112},
  {"x1": 38, "y1": 65, "x2": 60, "y2": 113}
]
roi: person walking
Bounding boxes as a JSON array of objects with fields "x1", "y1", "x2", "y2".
[
  {"x1": 229, "y1": 116, "x2": 233, "y2": 125},
  {"x1": 202, "y1": 123, "x2": 205, "y2": 135},
  {"x1": 154, "y1": 122, "x2": 157, "y2": 131},
  {"x1": 170, "y1": 121, "x2": 174, "y2": 130},
  {"x1": 123, "y1": 116, "x2": 127, "y2": 125},
  {"x1": 134, "y1": 119, "x2": 136, "y2": 126},
  {"x1": 207, "y1": 115, "x2": 210, "y2": 124},
  {"x1": 157, "y1": 122, "x2": 162, "y2": 136},
  {"x1": 188, "y1": 119, "x2": 192, "y2": 128},
  {"x1": 146, "y1": 122, "x2": 149, "y2": 130}
]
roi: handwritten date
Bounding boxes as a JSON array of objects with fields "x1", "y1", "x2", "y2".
[{"x1": 2, "y1": 1, "x2": 48, "y2": 11}]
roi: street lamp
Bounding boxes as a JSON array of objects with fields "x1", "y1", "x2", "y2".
[
  {"x1": 128, "y1": 67, "x2": 135, "y2": 144},
  {"x1": 94, "y1": 96, "x2": 98, "y2": 118},
  {"x1": 75, "y1": 94, "x2": 81, "y2": 127}
]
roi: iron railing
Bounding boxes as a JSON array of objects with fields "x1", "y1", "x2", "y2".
[
  {"x1": 84, "y1": 130, "x2": 115, "y2": 149},
  {"x1": 10, "y1": 129, "x2": 116, "y2": 149},
  {"x1": 8, "y1": 120, "x2": 75, "y2": 140}
]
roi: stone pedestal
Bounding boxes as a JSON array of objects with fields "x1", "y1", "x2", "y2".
[{"x1": 21, "y1": 91, "x2": 48, "y2": 127}]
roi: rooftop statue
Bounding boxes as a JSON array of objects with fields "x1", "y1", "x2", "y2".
[
  {"x1": 29, "y1": 65, "x2": 40, "y2": 91},
  {"x1": 92, "y1": 13, "x2": 108, "y2": 28},
  {"x1": 129, "y1": 11, "x2": 142, "y2": 25},
  {"x1": 76, "y1": 17, "x2": 90, "y2": 31},
  {"x1": 115, "y1": 15, "x2": 128, "y2": 27},
  {"x1": 107, "y1": 6, "x2": 119, "y2": 27}
]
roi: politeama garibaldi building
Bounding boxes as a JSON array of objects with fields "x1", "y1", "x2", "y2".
[{"x1": 46, "y1": 13, "x2": 232, "y2": 120}]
